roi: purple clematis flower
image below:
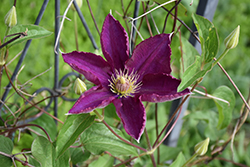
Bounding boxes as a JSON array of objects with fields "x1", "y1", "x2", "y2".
[{"x1": 62, "y1": 14, "x2": 190, "y2": 141}]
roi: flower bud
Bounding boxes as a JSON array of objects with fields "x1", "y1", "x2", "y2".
[
  {"x1": 194, "y1": 138, "x2": 210, "y2": 156},
  {"x1": 74, "y1": 78, "x2": 87, "y2": 95},
  {"x1": 4, "y1": 6, "x2": 17, "y2": 28},
  {"x1": 224, "y1": 25, "x2": 240, "y2": 49},
  {"x1": 68, "y1": 0, "x2": 82, "y2": 11}
]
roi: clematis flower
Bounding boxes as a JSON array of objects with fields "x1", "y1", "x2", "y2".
[{"x1": 62, "y1": 14, "x2": 190, "y2": 141}]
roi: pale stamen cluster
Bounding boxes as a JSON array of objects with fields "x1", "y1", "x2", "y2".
[{"x1": 108, "y1": 69, "x2": 142, "y2": 98}]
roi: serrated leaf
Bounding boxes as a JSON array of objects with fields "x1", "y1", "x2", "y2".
[
  {"x1": 7, "y1": 24, "x2": 52, "y2": 47},
  {"x1": 56, "y1": 114, "x2": 95, "y2": 158},
  {"x1": 154, "y1": 0, "x2": 187, "y2": 17},
  {"x1": 169, "y1": 152, "x2": 186, "y2": 167},
  {"x1": 89, "y1": 154, "x2": 114, "y2": 167},
  {"x1": 31, "y1": 136, "x2": 55, "y2": 167},
  {"x1": 192, "y1": 14, "x2": 219, "y2": 63},
  {"x1": 0, "y1": 135, "x2": 13, "y2": 167},
  {"x1": 80, "y1": 123, "x2": 137, "y2": 156},
  {"x1": 212, "y1": 86, "x2": 235, "y2": 129},
  {"x1": 30, "y1": 114, "x2": 57, "y2": 141}
]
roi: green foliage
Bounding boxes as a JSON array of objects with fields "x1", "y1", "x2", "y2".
[
  {"x1": 30, "y1": 113, "x2": 57, "y2": 141},
  {"x1": 31, "y1": 136, "x2": 56, "y2": 167},
  {"x1": 0, "y1": 136, "x2": 13, "y2": 167},
  {"x1": 56, "y1": 114, "x2": 95, "y2": 158},
  {"x1": 212, "y1": 86, "x2": 235, "y2": 129},
  {"x1": 169, "y1": 152, "x2": 186, "y2": 167},
  {"x1": 80, "y1": 123, "x2": 138, "y2": 156},
  {"x1": 8, "y1": 24, "x2": 52, "y2": 47}
]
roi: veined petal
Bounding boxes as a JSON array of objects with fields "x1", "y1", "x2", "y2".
[
  {"x1": 126, "y1": 34, "x2": 172, "y2": 78},
  {"x1": 113, "y1": 97, "x2": 146, "y2": 141},
  {"x1": 139, "y1": 74, "x2": 190, "y2": 102},
  {"x1": 68, "y1": 86, "x2": 116, "y2": 114},
  {"x1": 101, "y1": 14, "x2": 129, "y2": 70},
  {"x1": 62, "y1": 51, "x2": 112, "y2": 86}
]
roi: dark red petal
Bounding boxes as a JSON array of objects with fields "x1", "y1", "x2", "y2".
[
  {"x1": 139, "y1": 74, "x2": 191, "y2": 102},
  {"x1": 101, "y1": 14, "x2": 129, "y2": 70},
  {"x1": 113, "y1": 97, "x2": 146, "y2": 141},
  {"x1": 62, "y1": 51, "x2": 112, "y2": 86},
  {"x1": 68, "y1": 86, "x2": 116, "y2": 114},
  {"x1": 126, "y1": 34, "x2": 172, "y2": 79}
]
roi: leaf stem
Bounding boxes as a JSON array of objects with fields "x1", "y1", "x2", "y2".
[
  {"x1": 212, "y1": 48, "x2": 229, "y2": 67},
  {"x1": 102, "y1": 119, "x2": 147, "y2": 152},
  {"x1": 182, "y1": 153, "x2": 198, "y2": 167}
]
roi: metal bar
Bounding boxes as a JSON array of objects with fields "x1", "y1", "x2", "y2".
[
  {"x1": 0, "y1": 0, "x2": 49, "y2": 110},
  {"x1": 73, "y1": 0, "x2": 98, "y2": 50},
  {"x1": 54, "y1": 0, "x2": 60, "y2": 120},
  {"x1": 130, "y1": 0, "x2": 140, "y2": 55}
]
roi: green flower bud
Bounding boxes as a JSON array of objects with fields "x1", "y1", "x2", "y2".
[
  {"x1": 194, "y1": 138, "x2": 210, "y2": 156},
  {"x1": 224, "y1": 25, "x2": 240, "y2": 49},
  {"x1": 4, "y1": 6, "x2": 17, "y2": 28},
  {"x1": 74, "y1": 78, "x2": 87, "y2": 95},
  {"x1": 68, "y1": 0, "x2": 82, "y2": 11}
]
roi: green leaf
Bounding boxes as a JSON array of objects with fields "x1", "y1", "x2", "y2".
[
  {"x1": 192, "y1": 14, "x2": 219, "y2": 63},
  {"x1": 55, "y1": 150, "x2": 70, "y2": 167},
  {"x1": 180, "y1": 36, "x2": 200, "y2": 72},
  {"x1": 178, "y1": 57, "x2": 212, "y2": 92},
  {"x1": 7, "y1": 24, "x2": 53, "y2": 47},
  {"x1": 0, "y1": 135, "x2": 13, "y2": 167},
  {"x1": 154, "y1": 0, "x2": 187, "y2": 17},
  {"x1": 169, "y1": 152, "x2": 186, "y2": 167},
  {"x1": 158, "y1": 145, "x2": 182, "y2": 162},
  {"x1": 31, "y1": 136, "x2": 56, "y2": 167},
  {"x1": 56, "y1": 114, "x2": 95, "y2": 158},
  {"x1": 28, "y1": 157, "x2": 41, "y2": 167},
  {"x1": 212, "y1": 86, "x2": 235, "y2": 129},
  {"x1": 30, "y1": 114, "x2": 57, "y2": 141},
  {"x1": 89, "y1": 154, "x2": 114, "y2": 167},
  {"x1": 80, "y1": 123, "x2": 137, "y2": 156},
  {"x1": 70, "y1": 147, "x2": 90, "y2": 165}
]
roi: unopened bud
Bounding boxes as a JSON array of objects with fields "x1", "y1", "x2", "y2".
[
  {"x1": 194, "y1": 138, "x2": 210, "y2": 156},
  {"x1": 224, "y1": 25, "x2": 240, "y2": 49},
  {"x1": 4, "y1": 6, "x2": 17, "y2": 28},
  {"x1": 68, "y1": 0, "x2": 82, "y2": 11},
  {"x1": 74, "y1": 78, "x2": 87, "y2": 95}
]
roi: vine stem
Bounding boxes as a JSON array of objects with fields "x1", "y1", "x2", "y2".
[
  {"x1": 216, "y1": 61, "x2": 250, "y2": 111},
  {"x1": 102, "y1": 119, "x2": 147, "y2": 152},
  {"x1": 0, "y1": 151, "x2": 34, "y2": 167},
  {"x1": 144, "y1": 128, "x2": 157, "y2": 167},
  {"x1": 3, "y1": 65, "x2": 63, "y2": 124},
  {"x1": 153, "y1": 81, "x2": 198, "y2": 148}
]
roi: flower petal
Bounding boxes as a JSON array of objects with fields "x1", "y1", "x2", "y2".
[
  {"x1": 62, "y1": 51, "x2": 112, "y2": 86},
  {"x1": 101, "y1": 14, "x2": 129, "y2": 70},
  {"x1": 126, "y1": 34, "x2": 172, "y2": 78},
  {"x1": 139, "y1": 74, "x2": 191, "y2": 102},
  {"x1": 113, "y1": 97, "x2": 146, "y2": 141},
  {"x1": 68, "y1": 86, "x2": 117, "y2": 114}
]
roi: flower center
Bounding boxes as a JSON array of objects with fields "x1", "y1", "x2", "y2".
[{"x1": 109, "y1": 69, "x2": 141, "y2": 98}]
